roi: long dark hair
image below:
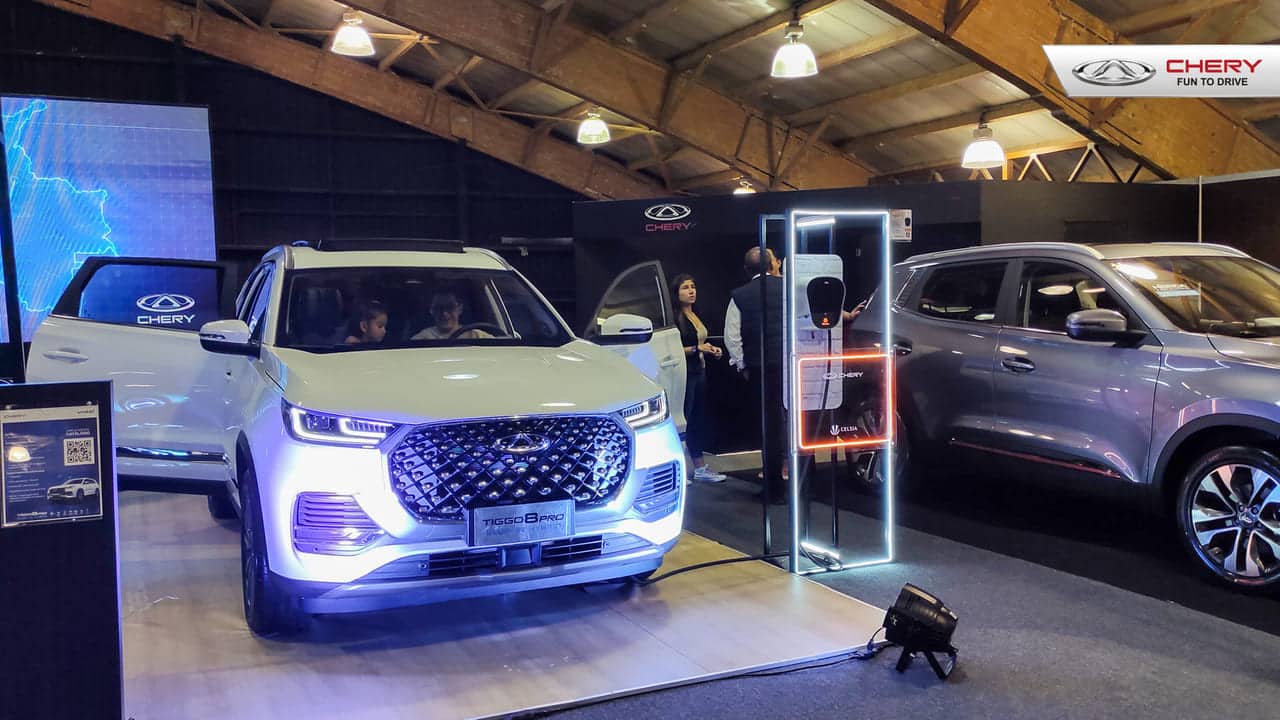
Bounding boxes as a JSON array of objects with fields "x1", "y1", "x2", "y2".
[{"x1": 670, "y1": 273, "x2": 696, "y2": 330}]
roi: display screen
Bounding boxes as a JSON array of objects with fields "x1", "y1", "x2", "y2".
[{"x1": 1, "y1": 97, "x2": 217, "y2": 340}]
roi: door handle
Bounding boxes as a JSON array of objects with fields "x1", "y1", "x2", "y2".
[
  {"x1": 659, "y1": 356, "x2": 681, "y2": 369},
  {"x1": 43, "y1": 349, "x2": 88, "y2": 364},
  {"x1": 1001, "y1": 356, "x2": 1036, "y2": 373},
  {"x1": 893, "y1": 341, "x2": 913, "y2": 356}
]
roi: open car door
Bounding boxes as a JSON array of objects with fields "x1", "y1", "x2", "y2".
[
  {"x1": 26, "y1": 257, "x2": 236, "y2": 491},
  {"x1": 583, "y1": 261, "x2": 687, "y2": 433}
]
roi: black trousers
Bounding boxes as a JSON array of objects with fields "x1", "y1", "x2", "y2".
[
  {"x1": 751, "y1": 363, "x2": 788, "y2": 495},
  {"x1": 683, "y1": 369, "x2": 707, "y2": 459}
]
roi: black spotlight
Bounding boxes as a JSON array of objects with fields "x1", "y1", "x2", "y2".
[
  {"x1": 883, "y1": 584, "x2": 958, "y2": 680},
  {"x1": 805, "y1": 276, "x2": 845, "y2": 329}
]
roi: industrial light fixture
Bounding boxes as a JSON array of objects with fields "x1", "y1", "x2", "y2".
[
  {"x1": 576, "y1": 110, "x2": 611, "y2": 145},
  {"x1": 770, "y1": 7, "x2": 818, "y2": 78},
  {"x1": 733, "y1": 180, "x2": 757, "y2": 195},
  {"x1": 331, "y1": 11, "x2": 375, "y2": 57},
  {"x1": 883, "y1": 584, "x2": 959, "y2": 680},
  {"x1": 961, "y1": 121, "x2": 1005, "y2": 169}
]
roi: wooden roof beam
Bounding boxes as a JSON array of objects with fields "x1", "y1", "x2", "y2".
[
  {"x1": 609, "y1": 0, "x2": 694, "y2": 42},
  {"x1": 787, "y1": 63, "x2": 984, "y2": 127},
  {"x1": 345, "y1": 0, "x2": 874, "y2": 190},
  {"x1": 671, "y1": 0, "x2": 840, "y2": 71},
  {"x1": 741, "y1": 25, "x2": 917, "y2": 98},
  {"x1": 840, "y1": 97, "x2": 1044, "y2": 153},
  {"x1": 1240, "y1": 100, "x2": 1280, "y2": 122},
  {"x1": 864, "y1": 0, "x2": 1280, "y2": 179},
  {"x1": 36, "y1": 0, "x2": 662, "y2": 200},
  {"x1": 1114, "y1": 0, "x2": 1245, "y2": 36},
  {"x1": 876, "y1": 138, "x2": 1091, "y2": 177}
]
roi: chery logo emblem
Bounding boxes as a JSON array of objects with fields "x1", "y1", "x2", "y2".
[
  {"x1": 494, "y1": 432, "x2": 552, "y2": 454},
  {"x1": 1072, "y1": 59, "x2": 1157, "y2": 86},
  {"x1": 136, "y1": 293, "x2": 196, "y2": 313},
  {"x1": 644, "y1": 204, "x2": 691, "y2": 221}
]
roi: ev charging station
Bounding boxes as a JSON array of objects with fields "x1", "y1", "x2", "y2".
[{"x1": 759, "y1": 208, "x2": 897, "y2": 576}]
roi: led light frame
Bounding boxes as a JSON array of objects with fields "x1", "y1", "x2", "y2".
[
  {"x1": 796, "y1": 352, "x2": 891, "y2": 451},
  {"x1": 785, "y1": 209, "x2": 895, "y2": 576}
]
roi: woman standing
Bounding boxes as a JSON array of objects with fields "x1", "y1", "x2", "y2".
[{"x1": 672, "y1": 274, "x2": 727, "y2": 483}]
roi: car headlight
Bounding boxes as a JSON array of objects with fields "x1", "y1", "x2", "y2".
[
  {"x1": 283, "y1": 401, "x2": 398, "y2": 447},
  {"x1": 621, "y1": 393, "x2": 668, "y2": 430}
]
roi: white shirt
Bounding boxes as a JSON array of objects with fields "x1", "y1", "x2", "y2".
[{"x1": 724, "y1": 273, "x2": 763, "y2": 371}]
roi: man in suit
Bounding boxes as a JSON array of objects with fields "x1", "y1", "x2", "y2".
[{"x1": 724, "y1": 247, "x2": 787, "y2": 503}]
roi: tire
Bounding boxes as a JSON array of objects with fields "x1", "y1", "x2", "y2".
[
  {"x1": 75, "y1": 490, "x2": 84, "y2": 501},
  {"x1": 240, "y1": 461, "x2": 308, "y2": 636},
  {"x1": 846, "y1": 405, "x2": 912, "y2": 495},
  {"x1": 207, "y1": 488, "x2": 237, "y2": 520},
  {"x1": 1176, "y1": 445, "x2": 1280, "y2": 589}
]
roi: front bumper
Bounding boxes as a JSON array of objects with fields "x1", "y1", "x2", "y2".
[
  {"x1": 251, "y1": 416, "x2": 686, "y2": 605},
  {"x1": 284, "y1": 534, "x2": 677, "y2": 614}
]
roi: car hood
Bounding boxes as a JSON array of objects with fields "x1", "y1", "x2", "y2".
[
  {"x1": 1207, "y1": 334, "x2": 1280, "y2": 367},
  {"x1": 268, "y1": 340, "x2": 660, "y2": 423}
]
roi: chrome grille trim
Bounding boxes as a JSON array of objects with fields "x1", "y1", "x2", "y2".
[
  {"x1": 388, "y1": 415, "x2": 632, "y2": 521},
  {"x1": 360, "y1": 534, "x2": 632, "y2": 582},
  {"x1": 634, "y1": 462, "x2": 680, "y2": 517},
  {"x1": 293, "y1": 493, "x2": 383, "y2": 555}
]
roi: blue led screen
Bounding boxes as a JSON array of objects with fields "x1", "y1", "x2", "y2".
[
  {"x1": 79, "y1": 264, "x2": 221, "y2": 330},
  {"x1": 1, "y1": 97, "x2": 216, "y2": 340}
]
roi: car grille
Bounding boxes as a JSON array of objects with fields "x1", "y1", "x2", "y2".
[
  {"x1": 388, "y1": 416, "x2": 632, "y2": 521},
  {"x1": 361, "y1": 533, "x2": 652, "y2": 582}
]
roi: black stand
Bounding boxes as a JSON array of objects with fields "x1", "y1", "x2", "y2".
[{"x1": 894, "y1": 646, "x2": 958, "y2": 680}]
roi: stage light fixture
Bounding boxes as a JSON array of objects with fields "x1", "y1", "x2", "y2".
[
  {"x1": 577, "y1": 111, "x2": 611, "y2": 145},
  {"x1": 883, "y1": 584, "x2": 959, "y2": 680},
  {"x1": 771, "y1": 7, "x2": 818, "y2": 78},
  {"x1": 961, "y1": 122, "x2": 1005, "y2": 169},
  {"x1": 331, "y1": 11, "x2": 376, "y2": 57},
  {"x1": 734, "y1": 180, "x2": 757, "y2": 195}
]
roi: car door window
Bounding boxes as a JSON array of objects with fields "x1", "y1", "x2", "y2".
[
  {"x1": 915, "y1": 262, "x2": 1005, "y2": 323},
  {"x1": 73, "y1": 263, "x2": 221, "y2": 331},
  {"x1": 584, "y1": 262, "x2": 670, "y2": 338},
  {"x1": 244, "y1": 264, "x2": 275, "y2": 341},
  {"x1": 1016, "y1": 261, "x2": 1122, "y2": 332}
]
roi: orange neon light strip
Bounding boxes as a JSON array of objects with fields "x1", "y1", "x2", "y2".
[{"x1": 796, "y1": 351, "x2": 893, "y2": 450}]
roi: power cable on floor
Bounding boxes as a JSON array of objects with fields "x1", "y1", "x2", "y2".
[{"x1": 636, "y1": 552, "x2": 789, "y2": 585}]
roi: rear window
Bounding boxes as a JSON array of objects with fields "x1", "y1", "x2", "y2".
[
  {"x1": 77, "y1": 264, "x2": 221, "y2": 331},
  {"x1": 915, "y1": 262, "x2": 1006, "y2": 323}
]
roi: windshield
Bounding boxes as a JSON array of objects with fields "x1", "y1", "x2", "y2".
[
  {"x1": 276, "y1": 267, "x2": 571, "y2": 352},
  {"x1": 1112, "y1": 256, "x2": 1280, "y2": 338}
]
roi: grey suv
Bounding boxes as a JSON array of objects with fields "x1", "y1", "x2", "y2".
[{"x1": 857, "y1": 242, "x2": 1280, "y2": 587}]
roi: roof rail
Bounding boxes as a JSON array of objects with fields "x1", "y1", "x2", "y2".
[{"x1": 315, "y1": 238, "x2": 466, "y2": 253}]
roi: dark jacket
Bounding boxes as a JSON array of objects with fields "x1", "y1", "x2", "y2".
[
  {"x1": 677, "y1": 314, "x2": 705, "y2": 376},
  {"x1": 731, "y1": 275, "x2": 784, "y2": 371}
]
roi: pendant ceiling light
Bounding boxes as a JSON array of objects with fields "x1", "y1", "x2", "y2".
[
  {"x1": 771, "y1": 8, "x2": 818, "y2": 78},
  {"x1": 331, "y1": 11, "x2": 376, "y2": 57},
  {"x1": 961, "y1": 122, "x2": 1005, "y2": 169},
  {"x1": 733, "y1": 180, "x2": 757, "y2": 195},
  {"x1": 577, "y1": 111, "x2": 611, "y2": 145}
]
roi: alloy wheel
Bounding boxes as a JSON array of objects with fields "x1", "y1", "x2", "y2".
[{"x1": 1188, "y1": 463, "x2": 1280, "y2": 580}]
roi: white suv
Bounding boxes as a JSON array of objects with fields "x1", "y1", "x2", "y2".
[
  {"x1": 47, "y1": 477, "x2": 100, "y2": 502},
  {"x1": 29, "y1": 241, "x2": 686, "y2": 635}
]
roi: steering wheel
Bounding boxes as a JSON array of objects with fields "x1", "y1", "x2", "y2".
[{"x1": 448, "y1": 322, "x2": 507, "y2": 340}]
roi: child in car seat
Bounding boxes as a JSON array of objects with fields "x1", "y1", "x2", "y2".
[{"x1": 345, "y1": 300, "x2": 389, "y2": 344}]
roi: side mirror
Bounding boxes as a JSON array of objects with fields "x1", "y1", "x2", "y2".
[
  {"x1": 200, "y1": 319, "x2": 259, "y2": 357},
  {"x1": 593, "y1": 313, "x2": 654, "y2": 345},
  {"x1": 1066, "y1": 309, "x2": 1129, "y2": 342}
]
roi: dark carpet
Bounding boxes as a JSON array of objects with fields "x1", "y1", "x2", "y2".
[{"x1": 537, "y1": 467, "x2": 1280, "y2": 720}]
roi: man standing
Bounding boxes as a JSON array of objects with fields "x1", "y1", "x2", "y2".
[{"x1": 725, "y1": 247, "x2": 787, "y2": 502}]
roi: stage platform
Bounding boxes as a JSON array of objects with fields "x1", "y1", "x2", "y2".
[{"x1": 119, "y1": 492, "x2": 884, "y2": 719}]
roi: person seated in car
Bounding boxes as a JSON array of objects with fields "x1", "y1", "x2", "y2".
[
  {"x1": 412, "y1": 291, "x2": 493, "y2": 340},
  {"x1": 344, "y1": 300, "x2": 388, "y2": 345}
]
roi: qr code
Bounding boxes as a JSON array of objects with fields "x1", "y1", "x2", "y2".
[{"x1": 64, "y1": 438, "x2": 95, "y2": 466}]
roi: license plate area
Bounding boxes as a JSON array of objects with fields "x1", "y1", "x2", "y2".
[{"x1": 467, "y1": 499, "x2": 574, "y2": 547}]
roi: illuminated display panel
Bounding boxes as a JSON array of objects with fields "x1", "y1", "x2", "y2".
[
  {"x1": 796, "y1": 352, "x2": 891, "y2": 451},
  {"x1": 1, "y1": 97, "x2": 216, "y2": 340}
]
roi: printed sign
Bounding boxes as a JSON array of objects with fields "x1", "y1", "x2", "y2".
[
  {"x1": 1, "y1": 404, "x2": 103, "y2": 527},
  {"x1": 890, "y1": 210, "x2": 912, "y2": 242},
  {"x1": 1043, "y1": 45, "x2": 1278, "y2": 97},
  {"x1": 468, "y1": 499, "x2": 574, "y2": 547}
]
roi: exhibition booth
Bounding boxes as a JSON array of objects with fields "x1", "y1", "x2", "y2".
[{"x1": 5, "y1": 93, "x2": 1280, "y2": 720}]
